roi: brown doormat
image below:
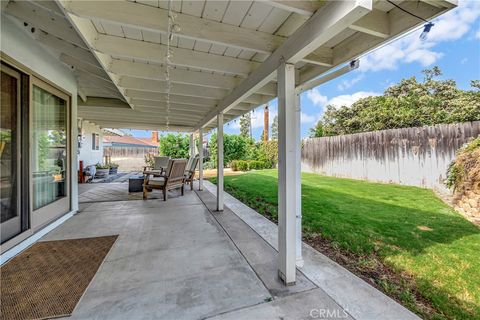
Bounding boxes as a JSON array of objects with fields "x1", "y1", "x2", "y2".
[{"x1": 1, "y1": 235, "x2": 118, "y2": 320}]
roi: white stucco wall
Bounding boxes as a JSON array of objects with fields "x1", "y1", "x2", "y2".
[
  {"x1": 78, "y1": 120, "x2": 104, "y2": 166},
  {"x1": 1, "y1": 14, "x2": 79, "y2": 211}
]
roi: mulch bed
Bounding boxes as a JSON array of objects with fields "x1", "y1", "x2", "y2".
[{"x1": 303, "y1": 234, "x2": 440, "y2": 318}]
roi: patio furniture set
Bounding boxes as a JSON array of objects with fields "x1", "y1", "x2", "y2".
[{"x1": 130, "y1": 156, "x2": 199, "y2": 201}]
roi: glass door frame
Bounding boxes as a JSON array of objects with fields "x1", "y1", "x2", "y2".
[
  {"x1": 0, "y1": 64, "x2": 22, "y2": 243},
  {"x1": 30, "y1": 76, "x2": 71, "y2": 231}
]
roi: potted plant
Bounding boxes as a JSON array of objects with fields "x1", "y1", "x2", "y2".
[
  {"x1": 95, "y1": 163, "x2": 110, "y2": 177},
  {"x1": 109, "y1": 163, "x2": 119, "y2": 175},
  {"x1": 50, "y1": 166, "x2": 63, "y2": 182}
]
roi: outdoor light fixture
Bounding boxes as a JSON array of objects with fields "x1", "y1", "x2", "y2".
[
  {"x1": 420, "y1": 22, "x2": 434, "y2": 41},
  {"x1": 296, "y1": 59, "x2": 360, "y2": 93},
  {"x1": 387, "y1": 0, "x2": 434, "y2": 41}
]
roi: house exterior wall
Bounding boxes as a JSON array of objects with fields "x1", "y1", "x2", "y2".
[
  {"x1": 78, "y1": 120, "x2": 103, "y2": 166},
  {"x1": 1, "y1": 14, "x2": 79, "y2": 254}
]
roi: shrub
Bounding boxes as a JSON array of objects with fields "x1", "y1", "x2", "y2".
[
  {"x1": 203, "y1": 161, "x2": 215, "y2": 170},
  {"x1": 95, "y1": 163, "x2": 110, "y2": 169},
  {"x1": 446, "y1": 137, "x2": 480, "y2": 193},
  {"x1": 248, "y1": 160, "x2": 264, "y2": 170},
  {"x1": 230, "y1": 160, "x2": 240, "y2": 171},
  {"x1": 236, "y1": 160, "x2": 249, "y2": 171},
  {"x1": 231, "y1": 159, "x2": 271, "y2": 171},
  {"x1": 144, "y1": 153, "x2": 155, "y2": 168}
]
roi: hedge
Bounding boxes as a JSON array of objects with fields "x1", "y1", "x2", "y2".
[{"x1": 230, "y1": 160, "x2": 271, "y2": 172}]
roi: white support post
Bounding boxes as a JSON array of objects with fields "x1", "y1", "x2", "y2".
[
  {"x1": 198, "y1": 128, "x2": 204, "y2": 191},
  {"x1": 295, "y1": 91, "x2": 303, "y2": 267},
  {"x1": 216, "y1": 113, "x2": 224, "y2": 211},
  {"x1": 189, "y1": 134, "x2": 195, "y2": 158},
  {"x1": 277, "y1": 62, "x2": 298, "y2": 285}
]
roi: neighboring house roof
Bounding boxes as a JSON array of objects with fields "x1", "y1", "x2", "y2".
[
  {"x1": 103, "y1": 136, "x2": 158, "y2": 148},
  {"x1": 103, "y1": 128, "x2": 126, "y2": 136}
]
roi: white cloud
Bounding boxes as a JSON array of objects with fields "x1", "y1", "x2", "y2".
[
  {"x1": 305, "y1": 86, "x2": 380, "y2": 109},
  {"x1": 360, "y1": 0, "x2": 480, "y2": 72},
  {"x1": 337, "y1": 74, "x2": 364, "y2": 91},
  {"x1": 306, "y1": 88, "x2": 328, "y2": 106},
  {"x1": 301, "y1": 112, "x2": 316, "y2": 124},
  {"x1": 326, "y1": 91, "x2": 380, "y2": 108},
  {"x1": 476, "y1": 28, "x2": 480, "y2": 39}
]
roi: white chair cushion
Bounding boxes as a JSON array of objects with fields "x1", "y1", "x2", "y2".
[{"x1": 148, "y1": 176, "x2": 166, "y2": 186}]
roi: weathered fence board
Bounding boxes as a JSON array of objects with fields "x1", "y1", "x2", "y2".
[
  {"x1": 103, "y1": 146, "x2": 157, "y2": 158},
  {"x1": 301, "y1": 122, "x2": 480, "y2": 191},
  {"x1": 103, "y1": 146, "x2": 157, "y2": 171}
]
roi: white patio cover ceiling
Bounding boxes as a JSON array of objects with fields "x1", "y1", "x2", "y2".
[{"x1": 3, "y1": 0, "x2": 456, "y2": 132}]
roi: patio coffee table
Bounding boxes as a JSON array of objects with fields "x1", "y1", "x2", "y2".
[{"x1": 128, "y1": 176, "x2": 144, "y2": 193}]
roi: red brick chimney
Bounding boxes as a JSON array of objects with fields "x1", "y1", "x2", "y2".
[
  {"x1": 263, "y1": 104, "x2": 269, "y2": 142},
  {"x1": 151, "y1": 131, "x2": 159, "y2": 143}
]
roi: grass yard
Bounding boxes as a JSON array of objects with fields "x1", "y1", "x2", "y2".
[{"x1": 209, "y1": 170, "x2": 480, "y2": 320}]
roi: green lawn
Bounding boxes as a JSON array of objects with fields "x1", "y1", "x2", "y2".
[{"x1": 209, "y1": 170, "x2": 480, "y2": 320}]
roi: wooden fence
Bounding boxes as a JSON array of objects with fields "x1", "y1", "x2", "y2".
[
  {"x1": 103, "y1": 146, "x2": 157, "y2": 171},
  {"x1": 301, "y1": 122, "x2": 480, "y2": 191},
  {"x1": 103, "y1": 146, "x2": 157, "y2": 158}
]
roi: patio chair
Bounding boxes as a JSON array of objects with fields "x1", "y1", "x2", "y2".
[
  {"x1": 143, "y1": 159, "x2": 187, "y2": 201},
  {"x1": 143, "y1": 156, "x2": 169, "y2": 174},
  {"x1": 184, "y1": 156, "x2": 199, "y2": 191}
]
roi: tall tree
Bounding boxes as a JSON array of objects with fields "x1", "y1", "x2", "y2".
[
  {"x1": 271, "y1": 115, "x2": 278, "y2": 140},
  {"x1": 263, "y1": 104, "x2": 269, "y2": 142},
  {"x1": 239, "y1": 113, "x2": 251, "y2": 138},
  {"x1": 310, "y1": 67, "x2": 480, "y2": 136}
]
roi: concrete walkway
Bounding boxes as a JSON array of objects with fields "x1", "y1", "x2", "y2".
[{"x1": 40, "y1": 181, "x2": 417, "y2": 320}]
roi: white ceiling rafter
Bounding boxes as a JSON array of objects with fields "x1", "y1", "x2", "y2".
[
  {"x1": 56, "y1": 3, "x2": 133, "y2": 107},
  {"x1": 3, "y1": 0, "x2": 453, "y2": 131},
  {"x1": 195, "y1": 0, "x2": 374, "y2": 130},
  {"x1": 61, "y1": 0, "x2": 332, "y2": 67}
]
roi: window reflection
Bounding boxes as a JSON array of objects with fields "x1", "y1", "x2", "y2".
[{"x1": 32, "y1": 85, "x2": 67, "y2": 210}]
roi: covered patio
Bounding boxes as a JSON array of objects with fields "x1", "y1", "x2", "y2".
[
  {"x1": 0, "y1": 0, "x2": 456, "y2": 318},
  {"x1": 42, "y1": 180, "x2": 417, "y2": 319}
]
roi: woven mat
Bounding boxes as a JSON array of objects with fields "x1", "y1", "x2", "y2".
[{"x1": 1, "y1": 235, "x2": 118, "y2": 320}]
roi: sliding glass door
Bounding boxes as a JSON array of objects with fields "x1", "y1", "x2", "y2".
[
  {"x1": 31, "y1": 78, "x2": 70, "y2": 229},
  {"x1": 0, "y1": 65, "x2": 21, "y2": 243}
]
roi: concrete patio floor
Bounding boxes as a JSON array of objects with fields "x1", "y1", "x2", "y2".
[{"x1": 40, "y1": 181, "x2": 418, "y2": 320}]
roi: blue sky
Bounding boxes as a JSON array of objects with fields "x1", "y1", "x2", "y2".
[{"x1": 125, "y1": 0, "x2": 480, "y2": 141}]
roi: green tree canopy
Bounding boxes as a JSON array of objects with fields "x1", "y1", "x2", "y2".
[
  {"x1": 310, "y1": 67, "x2": 480, "y2": 137},
  {"x1": 309, "y1": 121, "x2": 324, "y2": 138},
  {"x1": 209, "y1": 133, "x2": 256, "y2": 167},
  {"x1": 159, "y1": 133, "x2": 189, "y2": 158},
  {"x1": 271, "y1": 115, "x2": 278, "y2": 140},
  {"x1": 239, "y1": 113, "x2": 251, "y2": 138}
]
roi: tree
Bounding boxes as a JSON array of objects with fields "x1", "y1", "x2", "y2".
[
  {"x1": 309, "y1": 67, "x2": 480, "y2": 136},
  {"x1": 159, "y1": 133, "x2": 189, "y2": 158},
  {"x1": 259, "y1": 130, "x2": 266, "y2": 142},
  {"x1": 257, "y1": 140, "x2": 278, "y2": 168},
  {"x1": 239, "y1": 113, "x2": 251, "y2": 138},
  {"x1": 271, "y1": 115, "x2": 278, "y2": 140},
  {"x1": 309, "y1": 121, "x2": 324, "y2": 138},
  {"x1": 209, "y1": 133, "x2": 255, "y2": 167}
]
